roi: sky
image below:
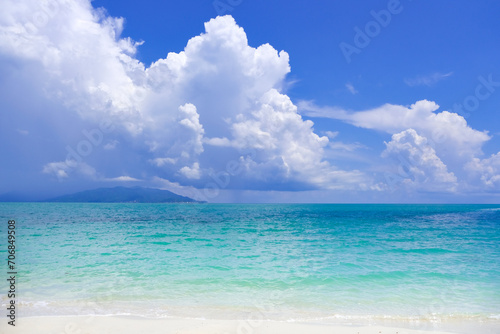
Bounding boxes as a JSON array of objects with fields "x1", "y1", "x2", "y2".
[{"x1": 1, "y1": 0, "x2": 499, "y2": 203}]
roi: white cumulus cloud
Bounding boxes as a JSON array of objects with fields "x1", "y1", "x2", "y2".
[
  {"x1": 465, "y1": 152, "x2": 500, "y2": 189},
  {"x1": 382, "y1": 129, "x2": 458, "y2": 192},
  {"x1": 179, "y1": 162, "x2": 202, "y2": 180},
  {"x1": 299, "y1": 99, "x2": 491, "y2": 171},
  {"x1": 299, "y1": 100, "x2": 489, "y2": 160},
  {"x1": 2, "y1": 1, "x2": 371, "y2": 193},
  {"x1": 207, "y1": 89, "x2": 368, "y2": 189},
  {"x1": 0, "y1": 0, "x2": 147, "y2": 133},
  {"x1": 299, "y1": 99, "x2": 497, "y2": 193}
]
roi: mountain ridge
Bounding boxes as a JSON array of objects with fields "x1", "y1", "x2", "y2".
[{"x1": 43, "y1": 186, "x2": 202, "y2": 203}]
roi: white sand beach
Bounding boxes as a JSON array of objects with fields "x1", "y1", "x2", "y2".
[{"x1": 0, "y1": 316, "x2": 464, "y2": 334}]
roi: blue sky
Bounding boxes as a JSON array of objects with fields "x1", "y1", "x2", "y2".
[{"x1": 1, "y1": 0, "x2": 499, "y2": 202}]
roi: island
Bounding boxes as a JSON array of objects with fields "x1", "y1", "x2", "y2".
[{"x1": 46, "y1": 186, "x2": 202, "y2": 203}]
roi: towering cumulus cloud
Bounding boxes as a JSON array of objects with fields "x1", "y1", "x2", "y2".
[{"x1": 0, "y1": 0, "x2": 366, "y2": 196}]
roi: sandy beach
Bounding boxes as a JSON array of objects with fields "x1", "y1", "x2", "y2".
[{"x1": 0, "y1": 316, "x2": 465, "y2": 334}]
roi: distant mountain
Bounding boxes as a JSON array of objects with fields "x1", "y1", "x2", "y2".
[{"x1": 45, "y1": 186, "x2": 202, "y2": 203}]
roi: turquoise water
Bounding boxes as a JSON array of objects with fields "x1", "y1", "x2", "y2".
[{"x1": 1, "y1": 203, "x2": 500, "y2": 330}]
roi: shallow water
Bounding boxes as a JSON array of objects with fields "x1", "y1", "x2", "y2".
[{"x1": 1, "y1": 203, "x2": 499, "y2": 331}]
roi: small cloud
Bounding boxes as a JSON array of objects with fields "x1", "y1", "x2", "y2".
[
  {"x1": 42, "y1": 160, "x2": 96, "y2": 180},
  {"x1": 146, "y1": 141, "x2": 160, "y2": 152},
  {"x1": 345, "y1": 83, "x2": 358, "y2": 95},
  {"x1": 150, "y1": 157, "x2": 178, "y2": 167},
  {"x1": 42, "y1": 161, "x2": 70, "y2": 179},
  {"x1": 404, "y1": 72, "x2": 453, "y2": 87},
  {"x1": 324, "y1": 131, "x2": 339, "y2": 139},
  {"x1": 179, "y1": 162, "x2": 201, "y2": 179},
  {"x1": 17, "y1": 129, "x2": 29, "y2": 135},
  {"x1": 329, "y1": 141, "x2": 366, "y2": 152},
  {"x1": 152, "y1": 176, "x2": 207, "y2": 202},
  {"x1": 105, "y1": 176, "x2": 141, "y2": 182},
  {"x1": 103, "y1": 140, "x2": 119, "y2": 150},
  {"x1": 297, "y1": 100, "x2": 348, "y2": 119},
  {"x1": 281, "y1": 78, "x2": 300, "y2": 93},
  {"x1": 204, "y1": 137, "x2": 232, "y2": 147}
]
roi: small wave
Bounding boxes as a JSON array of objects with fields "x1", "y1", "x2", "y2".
[
  {"x1": 387, "y1": 248, "x2": 456, "y2": 254},
  {"x1": 479, "y1": 207, "x2": 500, "y2": 212}
]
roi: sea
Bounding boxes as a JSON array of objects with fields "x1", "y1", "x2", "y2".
[{"x1": 1, "y1": 203, "x2": 499, "y2": 333}]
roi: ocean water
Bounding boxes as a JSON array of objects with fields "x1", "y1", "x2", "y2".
[{"x1": 1, "y1": 203, "x2": 500, "y2": 331}]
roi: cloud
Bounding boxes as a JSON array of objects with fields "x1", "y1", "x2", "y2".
[
  {"x1": 345, "y1": 82, "x2": 358, "y2": 94},
  {"x1": 324, "y1": 131, "x2": 339, "y2": 139},
  {"x1": 151, "y1": 176, "x2": 207, "y2": 202},
  {"x1": 206, "y1": 89, "x2": 370, "y2": 189},
  {"x1": 42, "y1": 160, "x2": 97, "y2": 180},
  {"x1": 404, "y1": 72, "x2": 453, "y2": 87},
  {"x1": 43, "y1": 160, "x2": 141, "y2": 183},
  {"x1": 177, "y1": 103, "x2": 205, "y2": 157},
  {"x1": 179, "y1": 162, "x2": 201, "y2": 180},
  {"x1": 299, "y1": 99, "x2": 498, "y2": 193},
  {"x1": 103, "y1": 140, "x2": 119, "y2": 150},
  {"x1": 299, "y1": 99, "x2": 490, "y2": 164},
  {"x1": 465, "y1": 152, "x2": 500, "y2": 188},
  {"x1": 0, "y1": 0, "x2": 147, "y2": 133},
  {"x1": 105, "y1": 176, "x2": 141, "y2": 182},
  {"x1": 150, "y1": 157, "x2": 177, "y2": 167},
  {"x1": 42, "y1": 161, "x2": 71, "y2": 180},
  {"x1": 8, "y1": 1, "x2": 495, "y2": 199},
  {"x1": 298, "y1": 101, "x2": 348, "y2": 119},
  {"x1": 2, "y1": 2, "x2": 371, "y2": 194},
  {"x1": 382, "y1": 129, "x2": 457, "y2": 192},
  {"x1": 329, "y1": 141, "x2": 366, "y2": 152}
]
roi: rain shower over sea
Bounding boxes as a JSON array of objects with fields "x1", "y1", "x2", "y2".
[{"x1": 1, "y1": 203, "x2": 499, "y2": 332}]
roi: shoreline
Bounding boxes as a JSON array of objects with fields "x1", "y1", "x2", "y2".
[
  {"x1": 0, "y1": 315, "x2": 468, "y2": 334},
  {"x1": 4, "y1": 300, "x2": 500, "y2": 333}
]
